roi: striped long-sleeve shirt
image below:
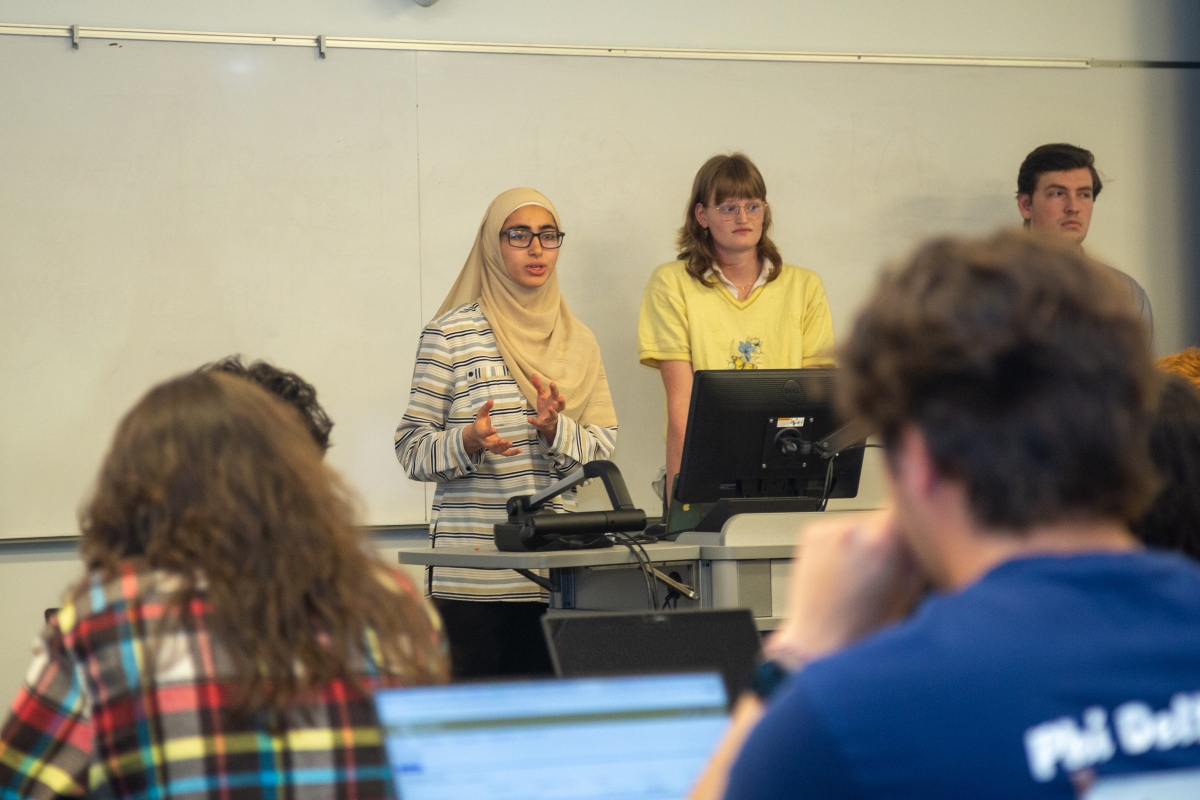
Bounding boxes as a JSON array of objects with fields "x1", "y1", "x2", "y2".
[{"x1": 394, "y1": 303, "x2": 618, "y2": 601}]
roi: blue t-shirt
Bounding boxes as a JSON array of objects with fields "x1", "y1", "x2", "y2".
[{"x1": 726, "y1": 552, "x2": 1200, "y2": 799}]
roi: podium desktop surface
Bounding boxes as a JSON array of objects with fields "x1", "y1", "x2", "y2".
[{"x1": 396, "y1": 511, "x2": 878, "y2": 628}]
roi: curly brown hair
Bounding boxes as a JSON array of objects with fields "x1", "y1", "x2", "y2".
[
  {"x1": 1158, "y1": 347, "x2": 1200, "y2": 392},
  {"x1": 676, "y1": 153, "x2": 783, "y2": 287},
  {"x1": 1133, "y1": 375, "x2": 1200, "y2": 560},
  {"x1": 838, "y1": 229, "x2": 1159, "y2": 530},
  {"x1": 79, "y1": 371, "x2": 447, "y2": 709}
]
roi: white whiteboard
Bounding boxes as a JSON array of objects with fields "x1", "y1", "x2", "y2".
[{"x1": 0, "y1": 34, "x2": 1185, "y2": 538}]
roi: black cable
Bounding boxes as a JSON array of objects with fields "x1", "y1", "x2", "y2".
[
  {"x1": 607, "y1": 534, "x2": 652, "y2": 608},
  {"x1": 547, "y1": 499, "x2": 663, "y2": 607},
  {"x1": 660, "y1": 573, "x2": 682, "y2": 610},
  {"x1": 637, "y1": 539, "x2": 661, "y2": 609},
  {"x1": 614, "y1": 528, "x2": 663, "y2": 545},
  {"x1": 609, "y1": 532, "x2": 659, "y2": 609},
  {"x1": 818, "y1": 455, "x2": 837, "y2": 512},
  {"x1": 628, "y1": 535, "x2": 657, "y2": 609},
  {"x1": 817, "y1": 443, "x2": 885, "y2": 511},
  {"x1": 629, "y1": 533, "x2": 659, "y2": 610},
  {"x1": 611, "y1": 523, "x2": 667, "y2": 609}
]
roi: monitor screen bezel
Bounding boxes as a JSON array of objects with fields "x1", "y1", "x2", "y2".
[{"x1": 673, "y1": 368, "x2": 865, "y2": 505}]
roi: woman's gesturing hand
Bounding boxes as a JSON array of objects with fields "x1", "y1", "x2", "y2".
[
  {"x1": 527, "y1": 373, "x2": 566, "y2": 443},
  {"x1": 462, "y1": 398, "x2": 522, "y2": 457}
]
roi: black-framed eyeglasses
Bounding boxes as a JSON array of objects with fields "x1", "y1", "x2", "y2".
[
  {"x1": 709, "y1": 201, "x2": 767, "y2": 220},
  {"x1": 500, "y1": 228, "x2": 566, "y2": 249}
]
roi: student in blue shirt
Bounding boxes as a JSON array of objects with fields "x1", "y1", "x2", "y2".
[{"x1": 691, "y1": 231, "x2": 1200, "y2": 800}]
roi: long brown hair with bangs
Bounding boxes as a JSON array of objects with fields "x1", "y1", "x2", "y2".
[
  {"x1": 79, "y1": 371, "x2": 447, "y2": 710},
  {"x1": 676, "y1": 153, "x2": 783, "y2": 287}
]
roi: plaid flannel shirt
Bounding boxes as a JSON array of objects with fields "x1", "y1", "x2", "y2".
[{"x1": 0, "y1": 561, "x2": 443, "y2": 800}]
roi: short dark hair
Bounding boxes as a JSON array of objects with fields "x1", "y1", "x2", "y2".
[
  {"x1": 1017, "y1": 143, "x2": 1102, "y2": 199},
  {"x1": 201, "y1": 356, "x2": 334, "y2": 452},
  {"x1": 1132, "y1": 376, "x2": 1200, "y2": 560},
  {"x1": 838, "y1": 230, "x2": 1158, "y2": 529}
]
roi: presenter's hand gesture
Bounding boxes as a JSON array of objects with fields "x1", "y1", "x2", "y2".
[
  {"x1": 527, "y1": 373, "x2": 566, "y2": 443},
  {"x1": 462, "y1": 398, "x2": 521, "y2": 457}
]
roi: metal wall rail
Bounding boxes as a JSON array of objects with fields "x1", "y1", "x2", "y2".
[{"x1": 0, "y1": 22, "x2": 1109, "y2": 68}]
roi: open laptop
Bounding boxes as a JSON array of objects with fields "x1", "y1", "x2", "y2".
[
  {"x1": 1081, "y1": 766, "x2": 1200, "y2": 799},
  {"x1": 375, "y1": 672, "x2": 728, "y2": 800},
  {"x1": 542, "y1": 609, "x2": 762, "y2": 706}
]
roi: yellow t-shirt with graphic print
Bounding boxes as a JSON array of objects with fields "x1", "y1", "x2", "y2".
[{"x1": 638, "y1": 260, "x2": 836, "y2": 371}]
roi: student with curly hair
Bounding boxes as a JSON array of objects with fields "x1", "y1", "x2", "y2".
[
  {"x1": 693, "y1": 231, "x2": 1200, "y2": 799},
  {"x1": 203, "y1": 354, "x2": 335, "y2": 452}
]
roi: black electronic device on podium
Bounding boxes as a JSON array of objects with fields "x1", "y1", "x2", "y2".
[
  {"x1": 494, "y1": 460, "x2": 647, "y2": 552},
  {"x1": 667, "y1": 368, "x2": 870, "y2": 535}
]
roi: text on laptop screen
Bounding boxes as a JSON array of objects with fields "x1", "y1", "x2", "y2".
[{"x1": 375, "y1": 673, "x2": 728, "y2": 800}]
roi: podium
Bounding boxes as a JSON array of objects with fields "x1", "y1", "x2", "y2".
[{"x1": 396, "y1": 510, "x2": 869, "y2": 630}]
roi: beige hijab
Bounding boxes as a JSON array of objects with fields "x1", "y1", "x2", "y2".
[{"x1": 436, "y1": 188, "x2": 617, "y2": 428}]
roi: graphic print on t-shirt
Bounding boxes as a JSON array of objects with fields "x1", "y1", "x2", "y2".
[
  {"x1": 730, "y1": 338, "x2": 763, "y2": 370},
  {"x1": 1024, "y1": 691, "x2": 1200, "y2": 785}
]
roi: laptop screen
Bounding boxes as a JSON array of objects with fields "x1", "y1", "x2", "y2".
[{"x1": 375, "y1": 672, "x2": 729, "y2": 800}]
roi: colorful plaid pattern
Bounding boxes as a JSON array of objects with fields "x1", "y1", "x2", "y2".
[{"x1": 0, "y1": 562, "x2": 442, "y2": 800}]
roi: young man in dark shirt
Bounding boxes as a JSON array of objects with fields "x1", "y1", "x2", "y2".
[
  {"x1": 695, "y1": 231, "x2": 1200, "y2": 799},
  {"x1": 1017, "y1": 142, "x2": 1153, "y2": 336}
]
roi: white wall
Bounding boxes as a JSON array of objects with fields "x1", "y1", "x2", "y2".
[
  {"x1": 0, "y1": 0, "x2": 1197, "y2": 61},
  {"x1": 0, "y1": 38, "x2": 428, "y2": 540},
  {"x1": 2, "y1": 27, "x2": 1193, "y2": 542}
]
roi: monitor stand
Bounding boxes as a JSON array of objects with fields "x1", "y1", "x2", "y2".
[{"x1": 667, "y1": 497, "x2": 822, "y2": 536}]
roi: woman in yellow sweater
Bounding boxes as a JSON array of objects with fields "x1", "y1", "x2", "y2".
[{"x1": 638, "y1": 153, "x2": 835, "y2": 500}]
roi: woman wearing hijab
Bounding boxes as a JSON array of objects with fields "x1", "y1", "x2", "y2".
[{"x1": 395, "y1": 188, "x2": 618, "y2": 679}]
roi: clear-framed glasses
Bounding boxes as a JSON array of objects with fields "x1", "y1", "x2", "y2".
[
  {"x1": 710, "y1": 201, "x2": 767, "y2": 220},
  {"x1": 500, "y1": 228, "x2": 566, "y2": 249}
]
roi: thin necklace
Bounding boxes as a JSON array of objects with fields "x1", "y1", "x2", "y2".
[
  {"x1": 717, "y1": 262, "x2": 759, "y2": 296},
  {"x1": 733, "y1": 280, "x2": 756, "y2": 300},
  {"x1": 732, "y1": 273, "x2": 757, "y2": 292}
]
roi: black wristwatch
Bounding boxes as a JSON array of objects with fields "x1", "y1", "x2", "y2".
[{"x1": 750, "y1": 657, "x2": 790, "y2": 701}]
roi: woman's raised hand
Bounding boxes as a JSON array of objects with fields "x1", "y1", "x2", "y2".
[
  {"x1": 528, "y1": 373, "x2": 566, "y2": 442},
  {"x1": 462, "y1": 398, "x2": 522, "y2": 457}
]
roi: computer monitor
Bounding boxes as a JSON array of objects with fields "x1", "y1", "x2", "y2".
[
  {"x1": 375, "y1": 673, "x2": 729, "y2": 800},
  {"x1": 672, "y1": 368, "x2": 865, "y2": 530}
]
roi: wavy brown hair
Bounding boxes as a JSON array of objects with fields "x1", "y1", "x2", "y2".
[
  {"x1": 676, "y1": 153, "x2": 783, "y2": 287},
  {"x1": 79, "y1": 371, "x2": 447, "y2": 710}
]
